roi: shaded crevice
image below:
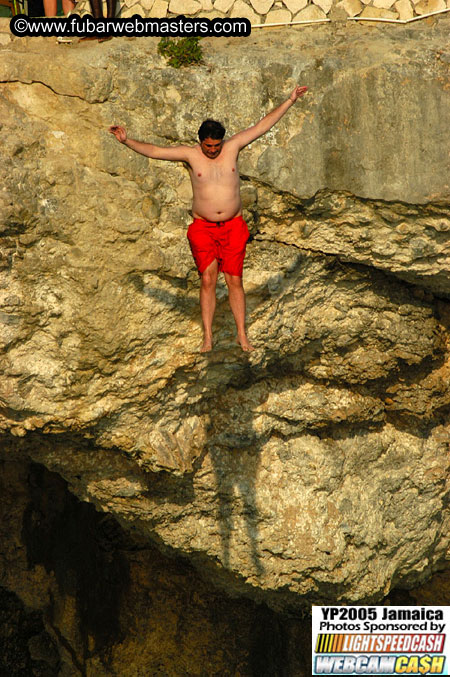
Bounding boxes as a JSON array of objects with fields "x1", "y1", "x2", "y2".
[
  {"x1": 0, "y1": 586, "x2": 61, "y2": 677},
  {"x1": 244, "y1": 183, "x2": 450, "y2": 296},
  {"x1": 0, "y1": 459, "x2": 317, "y2": 674},
  {"x1": 256, "y1": 230, "x2": 448, "y2": 301},
  {"x1": 45, "y1": 594, "x2": 86, "y2": 677},
  {"x1": 22, "y1": 463, "x2": 131, "y2": 667}
]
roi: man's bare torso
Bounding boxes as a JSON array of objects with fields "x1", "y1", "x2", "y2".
[{"x1": 186, "y1": 141, "x2": 242, "y2": 222}]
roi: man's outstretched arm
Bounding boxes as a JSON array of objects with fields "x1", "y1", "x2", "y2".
[
  {"x1": 109, "y1": 125, "x2": 191, "y2": 162},
  {"x1": 228, "y1": 86, "x2": 308, "y2": 151}
]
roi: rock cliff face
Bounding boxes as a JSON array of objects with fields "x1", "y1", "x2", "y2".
[
  {"x1": 0, "y1": 18, "x2": 449, "y2": 634},
  {"x1": 0, "y1": 460, "x2": 314, "y2": 676}
]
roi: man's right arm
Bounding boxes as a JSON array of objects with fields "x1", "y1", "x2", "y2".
[{"x1": 109, "y1": 125, "x2": 191, "y2": 162}]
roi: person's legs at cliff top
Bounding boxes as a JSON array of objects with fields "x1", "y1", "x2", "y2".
[
  {"x1": 224, "y1": 272, "x2": 254, "y2": 352},
  {"x1": 199, "y1": 259, "x2": 219, "y2": 352}
]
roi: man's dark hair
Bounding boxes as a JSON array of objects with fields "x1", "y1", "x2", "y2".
[{"x1": 198, "y1": 119, "x2": 226, "y2": 141}]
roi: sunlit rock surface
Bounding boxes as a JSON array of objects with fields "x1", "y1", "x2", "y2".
[{"x1": 0, "y1": 22, "x2": 449, "y2": 619}]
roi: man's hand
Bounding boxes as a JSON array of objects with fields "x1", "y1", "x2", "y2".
[
  {"x1": 109, "y1": 125, "x2": 127, "y2": 143},
  {"x1": 289, "y1": 86, "x2": 308, "y2": 102}
]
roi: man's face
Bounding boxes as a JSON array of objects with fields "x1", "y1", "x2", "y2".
[{"x1": 200, "y1": 137, "x2": 223, "y2": 159}]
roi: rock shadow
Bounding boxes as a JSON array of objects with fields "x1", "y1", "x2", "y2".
[
  {"x1": 207, "y1": 433, "x2": 266, "y2": 578},
  {"x1": 22, "y1": 463, "x2": 131, "y2": 672},
  {"x1": 135, "y1": 258, "x2": 295, "y2": 580}
]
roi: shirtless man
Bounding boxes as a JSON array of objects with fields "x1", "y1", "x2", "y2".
[{"x1": 109, "y1": 85, "x2": 307, "y2": 352}]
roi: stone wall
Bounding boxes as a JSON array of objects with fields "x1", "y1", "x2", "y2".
[{"x1": 70, "y1": 0, "x2": 450, "y2": 26}]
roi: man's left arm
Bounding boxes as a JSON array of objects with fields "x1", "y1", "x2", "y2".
[{"x1": 228, "y1": 86, "x2": 308, "y2": 151}]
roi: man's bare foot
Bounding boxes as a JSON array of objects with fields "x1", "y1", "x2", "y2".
[
  {"x1": 236, "y1": 335, "x2": 254, "y2": 352},
  {"x1": 200, "y1": 337, "x2": 213, "y2": 352}
]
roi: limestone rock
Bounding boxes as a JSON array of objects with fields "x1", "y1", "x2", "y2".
[
  {"x1": 360, "y1": 4, "x2": 399, "y2": 15},
  {"x1": 213, "y1": 0, "x2": 234, "y2": 11},
  {"x1": 414, "y1": 0, "x2": 446, "y2": 11},
  {"x1": 168, "y1": 0, "x2": 202, "y2": 12},
  {"x1": 395, "y1": 0, "x2": 414, "y2": 18},
  {"x1": 373, "y1": 0, "x2": 396, "y2": 8},
  {"x1": 336, "y1": 0, "x2": 363, "y2": 15},
  {"x1": 148, "y1": 0, "x2": 169, "y2": 14},
  {"x1": 249, "y1": 0, "x2": 275, "y2": 14},
  {"x1": 265, "y1": 7, "x2": 292, "y2": 20},
  {"x1": 0, "y1": 28, "x2": 449, "y2": 612},
  {"x1": 0, "y1": 50, "x2": 112, "y2": 104},
  {"x1": 312, "y1": 0, "x2": 333, "y2": 13},
  {"x1": 198, "y1": 7, "x2": 227, "y2": 14},
  {"x1": 292, "y1": 3, "x2": 328, "y2": 18},
  {"x1": 0, "y1": 18, "x2": 12, "y2": 45},
  {"x1": 230, "y1": 0, "x2": 260, "y2": 20},
  {"x1": 283, "y1": 0, "x2": 307, "y2": 14},
  {"x1": 0, "y1": 461, "x2": 313, "y2": 675}
]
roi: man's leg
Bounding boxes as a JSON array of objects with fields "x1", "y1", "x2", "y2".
[
  {"x1": 106, "y1": 0, "x2": 116, "y2": 17},
  {"x1": 43, "y1": 0, "x2": 57, "y2": 15},
  {"x1": 224, "y1": 273, "x2": 254, "y2": 352},
  {"x1": 199, "y1": 259, "x2": 218, "y2": 352},
  {"x1": 62, "y1": 0, "x2": 76, "y2": 13},
  {"x1": 88, "y1": 0, "x2": 103, "y2": 16}
]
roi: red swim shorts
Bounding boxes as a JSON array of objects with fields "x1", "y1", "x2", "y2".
[{"x1": 187, "y1": 215, "x2": 250, "y2": 277}]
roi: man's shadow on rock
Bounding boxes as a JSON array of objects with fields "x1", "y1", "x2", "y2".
[
  {"x1": 129, "y1": 256, "x2": 307, "y2": 579},
  {"x1": 206, "y1": 405, "x2": 268, "y2": 579}
]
